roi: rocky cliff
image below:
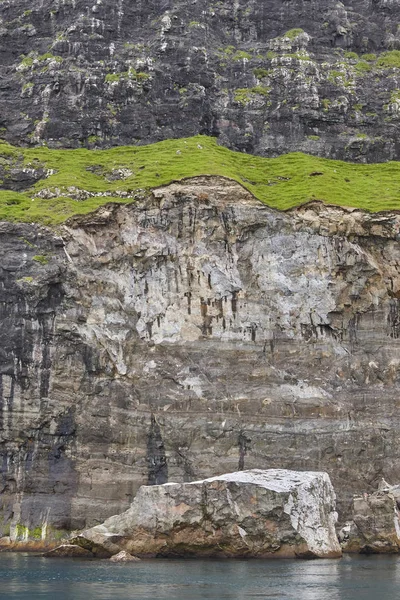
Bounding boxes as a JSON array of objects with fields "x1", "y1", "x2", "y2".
[
  {"x1": 1, "y1": 176, "x2": 400, "y2": 541},
  {"x1": 2, "y1": 0, "x2": 400, "y2": 161}
]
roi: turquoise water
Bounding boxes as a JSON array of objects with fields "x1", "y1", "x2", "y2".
[{"x1": 0, "y1": 553, "x2": 399, "y2": 599}]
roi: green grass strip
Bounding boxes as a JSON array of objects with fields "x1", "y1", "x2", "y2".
[{"x1": 1, "y1": 135, "x2": 400, "y2": 225}]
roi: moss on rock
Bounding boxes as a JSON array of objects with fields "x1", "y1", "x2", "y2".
[{"x1": 2, "y1": 136, "x2": 400, "y2": 226}]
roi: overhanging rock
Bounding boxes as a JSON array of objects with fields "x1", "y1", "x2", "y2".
[{"x1": 74, "y1": 469, "x2": 342, "y2": 559}]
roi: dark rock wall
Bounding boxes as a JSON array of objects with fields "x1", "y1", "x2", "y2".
[
  {"x1": 1, "y1": 0, "x2": 400, "y2": 160},
  {"x1": 2, "y1": 177, "x2": 400, "y2": 537},
  {"x1": 0, "y1": 224, "x2": 78, "y2": 537}
]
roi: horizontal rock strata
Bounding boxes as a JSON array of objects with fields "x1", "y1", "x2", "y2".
[
  {"x1": 1, "y1": 177, "x2": 400, "y2": 541},
  {"x1": 340, "y1": 482, "x2": 400, "y2": 553}
]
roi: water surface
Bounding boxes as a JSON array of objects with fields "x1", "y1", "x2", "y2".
[{"x1": 0, "y1": 553, "x2": 399, "y2": 600}]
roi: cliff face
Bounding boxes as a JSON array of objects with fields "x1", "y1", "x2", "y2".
[
  {"x1": 1, "y1": 176, "x2": 400, "y2": 540},
  {"x1": 2, "y1": 0, "x2": 400, "y2": 161}
]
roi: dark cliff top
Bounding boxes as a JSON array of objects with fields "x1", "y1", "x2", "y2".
[{"x1": 1, "y1": 0, "x2": 400, "y2": 161}]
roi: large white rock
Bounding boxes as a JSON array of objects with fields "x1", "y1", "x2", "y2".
[{"x1": 74, "y1": 469, "x2": 341, "y2": 559}]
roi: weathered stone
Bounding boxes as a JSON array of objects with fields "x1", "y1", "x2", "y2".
[
  {"x1": 43, "y1": 544, "x2": 93, "y2": 558},
  {"x1": 76, "y1": 469, "x2": 342, "y2": 559},
  {"x1": 2, "y1": 177, "x2": 400, "y2": 541},
  {"x1": 0, "y1": 1, "x2": 399, "y2": 161},
  {"x1": 0, "y1": 536, "x2": 11, "y2": 547},
  {"x1": 340, "y1": 491, "x2": 400, "y2": 554},
  {"x1": 70, "y1": 531, "x2": 122, "y2": 559},
  {"x1": 109, "y1": 551, "x2": 140, "y2": 563}
]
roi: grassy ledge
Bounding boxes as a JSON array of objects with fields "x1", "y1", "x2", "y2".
[{"x1": 2, "y1": 135, "x2": 400, "y2": 225}]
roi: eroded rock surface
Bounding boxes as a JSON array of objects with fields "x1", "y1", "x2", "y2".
[
  {"x1": 340, "y1": 489, "x2": 400, "y2": 554},
  {"x1": 1, "y1": 177, "x2": 400, "y2": 541},
  {"x1": 43, "y1": 544, "x2": 93, "y2": 558},
  {"x1": 1, "y1": 1, "x2": 400, "y2": 160},
  {"x1": 109, "y1": 551, "x2": 140, "y2": 563},
  {"x1": 74, "y1": 469, "x2": 341, "y2": 558}
]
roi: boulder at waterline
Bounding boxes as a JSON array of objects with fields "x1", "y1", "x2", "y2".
[
  {"x1": 74, "y1": 469, "x2": 341, "y2": 559},
  {"x1": 340, "y1": 487, "x2": 400, "y2": 554},
  {"x1": 43, "y1": 544, "x2": 93, "y2": 558},
  {"x1": 109, "y1": 551, "x2": 141, "y2": 563}
]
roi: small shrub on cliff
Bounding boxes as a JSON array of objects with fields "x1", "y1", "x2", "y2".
[
  {"x1": 355, "y1": 61, "x2": 372, "y2": 73},
  {"x1": 344, "y1": 51, "x2": 358, "y2": 59},
  {"x1": 253, "y1": 68, "x2": 270, "y2": 79}
]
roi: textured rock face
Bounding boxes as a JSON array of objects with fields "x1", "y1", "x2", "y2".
[
  {"x1": 340, "y1": 490, "x2": 400, "y2": 554},
  {"x1": 75, "y1": 469, "x2": 341, "y2": 558},
  {"x1": 43, "y1": 544, "x2": 93, "y2": 558},
  {"x1": 2, "y1": 1, "x2": 400, "y2": 160},
  {"x1": 109, "y1": 550, "x2": 140, "y2": 562},
  {"x1": 2, "y1": 177, "x2": 400, "y2": 540}
]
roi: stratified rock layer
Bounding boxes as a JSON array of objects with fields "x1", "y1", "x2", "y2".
[
  {"x1": 75, "y1": 469, "x2": 341, "y2": 558},
  {"x1": 2, "y1": 1, "x2": 400, "y2": 160},
  {"x1": 340, "y1": 489, "x2": 400, "y2": 554},
  {"x1": 2, "y1": 177, "x2": 400, "y2": 540}
]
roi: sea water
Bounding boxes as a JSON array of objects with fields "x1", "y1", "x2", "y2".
[{"x1": 0, "y1": 553, "x2": 399, "y2": 600}]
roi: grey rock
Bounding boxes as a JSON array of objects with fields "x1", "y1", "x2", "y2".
[
  {"x1": 109, "y1": 551, "x2": 140, "y2": 562},
  {"x1": 0, "y1": 536, "x2": 11, "y2": 547},
  {"x1": 76, "y1": 469, "x2": 342, "y2": 558},
  {"x1": 340, "y1": 490, "x2": 400, "y2": 554},
  {"x1": 0, "y1": 1, "x2": 399, "y2": 161},
  {"x1": 1, "y1": 177, "x2": 400, "y2": 540},
  {"x1": 43, "y1": 544, "x2": 93, "y2": 558},
  {"x1": 70, "y1": 531, "x2": 123, "y2": 559}
]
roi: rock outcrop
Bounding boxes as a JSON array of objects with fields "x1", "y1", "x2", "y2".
[
  {"x1": 74, "y1": 469, "x2": 342, "y2": 559},
  {"x1": 2, "y1": 177, "x2": 400, "y2": 541},
  {"x1": 1, "y1": 1, "x2": 400, "y2": 161},
  {"x1": 43, "y1": 544, "x2": 93, "y2": 558},
  {"x1": 109, "y1": 551, "x2": 140, "y2": 563},
  {"x1": 340, "y1": 489, "x2": 400, "y2": 554}
]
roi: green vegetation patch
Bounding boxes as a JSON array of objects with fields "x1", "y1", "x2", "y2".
[
  {"x1": 354, "y1": 60, "x2": 372, "y2": 73},
  {"x1": 33, "y1": 254, "x2": 49, "y2": 265},
  {"x1": 3, "y1": 136, "x2": 400, "y2": 226},
  {"x1": 234, "y1": 86, "x2": 270, "y2": 105},
  {"x1": 231, "y1": 50, "x2": 252, "y2": 61},
  {"x1": 18, "y1": 52, "x2": 63, "y2": 71},
  {"x1": 361, "y1": 53, "x2": 376, "y2": 61},
  {"x1": 377, "y1": 50, "x2": 400, "y2": 68},
  {"x1": 282, "y1": 28, "x2": 305, "y2": 40},
  {"x1": 105, "y1": 69, "x2": 149, "y2": 83},
  {"x1": 253, "y1": 68, "x2": 270, "y2": 79},
  {"x1": 344, "y1": 51, "x2": 359, "y2": 60}
]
